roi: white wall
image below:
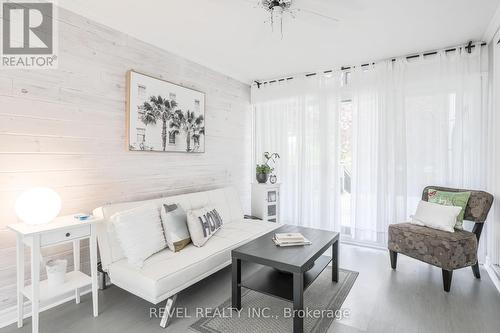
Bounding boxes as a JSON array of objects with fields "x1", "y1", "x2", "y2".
[{"x1": 0, "y1": 7, "x2": 252, "y2": 314}]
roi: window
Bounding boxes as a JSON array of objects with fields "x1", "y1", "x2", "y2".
[
  {"x1": 137, "y1": 84, "x2": 146, "y2": 97},
  {"x1": 169, "y1": 130, "x2": 177, "y2": 144},
  {"x1": 136, "y1": 128, "x2": 145, "y2": 144},
  {"x1": 138, "y1": 110, "x2": 145, "y2": 121}
]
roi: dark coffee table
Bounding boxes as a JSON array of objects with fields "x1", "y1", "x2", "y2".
[{"x1": 231, "y1": 225, "x2": 339, "y2": 333}]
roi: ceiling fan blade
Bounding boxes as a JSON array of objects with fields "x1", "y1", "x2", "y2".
[
  {"x1": 295, "y1": 7, "x2": 340, "y2": 23},
  {"x1": 294, "y1": 0, "x2": 364, "y2": 12},
  {"x1": 293, "y1": 0, "x2": 363, "y2": 21}
]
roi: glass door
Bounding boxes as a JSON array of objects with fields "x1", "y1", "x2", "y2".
[{"x1": 267, "y1": 190, "x2": 278, "y2": 222}]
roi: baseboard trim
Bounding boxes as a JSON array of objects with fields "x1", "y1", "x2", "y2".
[
  {"x1": 485, "y1": 257, "x2": 500, "y2": 295},
  {"x1": 0, "y1": 286, "x2": 92, "y2": 329},
  {"x1": 340, "y1": 239, "x2": 387, "y2": 251}
]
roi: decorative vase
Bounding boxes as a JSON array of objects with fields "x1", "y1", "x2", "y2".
[{"x1": 256, "y1": 173, "x2": 268, "y2": 184}]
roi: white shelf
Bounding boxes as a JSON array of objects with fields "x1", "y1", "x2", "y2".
[{"x1": 23, "y1": 271, "x2": 92, "y2": 302}]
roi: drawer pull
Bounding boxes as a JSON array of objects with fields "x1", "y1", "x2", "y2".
[{"x1": 65, "y1": 232, "x2": 71, "y2": 237}]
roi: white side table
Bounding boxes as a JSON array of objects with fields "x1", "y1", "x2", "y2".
[
  {"x1": 8, "y1": 215, "x2": 100, "y2": 333},
  {"x1": 251, "y1": 183, "x2": 281, "y2": 223}
]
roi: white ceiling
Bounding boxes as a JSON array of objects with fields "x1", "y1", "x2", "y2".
[{"x1": 59, "y1": 0, "x2": 500, "y2": 84}]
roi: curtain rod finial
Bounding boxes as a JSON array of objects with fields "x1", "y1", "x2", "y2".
[{"x1": 466, "y1": 41, "x2": 473, "y2": 54}]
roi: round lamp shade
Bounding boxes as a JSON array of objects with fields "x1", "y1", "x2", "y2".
[{"x1": 15, "y1": 187, "x2": 61, "y2": 225}]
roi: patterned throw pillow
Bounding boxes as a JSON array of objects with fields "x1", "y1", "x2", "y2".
[
  {"x1": 160, "y1": 204, "x2": 191, "y2": 252},
  {"x1": 186, "y1": 206, "x2": 224, "y2": 247},
  {"x1": 427, "y1": 189, "x2": 471, "y2": 230}
]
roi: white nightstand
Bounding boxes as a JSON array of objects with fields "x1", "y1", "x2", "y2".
[{"x1": 8, "y1": 215, "x2": 100, "y2": 333}]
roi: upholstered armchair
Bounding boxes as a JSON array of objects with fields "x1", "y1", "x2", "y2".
[{"x1": 388, "y1": 186, "x2": 493, "y2": 292}]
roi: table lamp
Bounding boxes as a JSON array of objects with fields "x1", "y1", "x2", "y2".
[{"x1": 15, "y1": 187, "x2": 61, "y2": 225}]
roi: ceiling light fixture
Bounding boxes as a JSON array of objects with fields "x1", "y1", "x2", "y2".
[
  {"x1": 260, "y1": 0, "x2": 292, "y2": 39},
  {"x1": 256, "y1": 0, "x2": 340, "y2": 39}
]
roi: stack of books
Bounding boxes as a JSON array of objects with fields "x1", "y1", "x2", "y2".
[{"x1": 273, "y1": 232, "x2": 311, "y2": 247}]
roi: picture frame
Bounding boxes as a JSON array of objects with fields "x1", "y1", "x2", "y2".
[{"x1": 126, "y1": 70, "x2": 206, "y2": 153}]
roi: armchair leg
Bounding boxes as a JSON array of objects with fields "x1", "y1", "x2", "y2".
[
  {"x1": 389, "y1": 250, "x2": 398, "y2": 269},
  {"x1": 472, "y1": 263, "x2": 481, "y2": 279},
  {"x1": 442, "y1": 269, "x2": 453, "y2": 292}
]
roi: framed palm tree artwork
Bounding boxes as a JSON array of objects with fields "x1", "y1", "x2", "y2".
[{"x1": 126, "y1": 70, "x2": 206, "y2": 153}]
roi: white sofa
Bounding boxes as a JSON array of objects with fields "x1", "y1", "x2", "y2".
[{"x1": 93, "y1": 187, "x2": 280, "y2": 325}]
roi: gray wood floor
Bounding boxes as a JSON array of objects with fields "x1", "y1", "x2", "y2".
[{"x1": 2, "y1": 244, "x2": 500, "y2": 333}]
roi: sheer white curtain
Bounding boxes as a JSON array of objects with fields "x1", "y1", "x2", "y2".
[
  {"x1": 348, "y1": 60, "x2": 408, "y2": 243},
  {"x1": 253, "y1": 75, "x2": 342, "y2": 231},
  {"x1": 349, "y1": 45, "x2": 488, "y2": 245},
  {"x1": 252, "y1": 44, "x2": 488, "y2": 247}
]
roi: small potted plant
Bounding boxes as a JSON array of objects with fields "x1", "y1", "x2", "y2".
[
  {"x1": 256, "y1": 164, "x2": 273, "y2": 183},
  {"x1": 256, "y1": 152, "x2": 280, "y2": 184}
]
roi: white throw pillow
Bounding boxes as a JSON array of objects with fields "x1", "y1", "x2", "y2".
[
  {"x1": 186, "y1": 206, "x2": 223, "y2": 247},
  {"x1": 111, "y1": 204, "x2": 166, "y2": 267},
  {"x1": 160, "y1": 203, "x2": 191, "y2": 252},
  {"x1": 410, "y1": 200, "x2": 462, "y2": 233}
]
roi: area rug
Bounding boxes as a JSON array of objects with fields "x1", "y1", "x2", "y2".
[{"x1": 190, "y1": 268, "x2": 358, "y2": 333}]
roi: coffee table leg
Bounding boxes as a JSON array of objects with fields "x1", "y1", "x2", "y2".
[
  {"x1": 232, "y1": 257, "x2": 241, "y2": 310},
  {"x1": 293, "y1": 272, "x2": 304, "y2": 333},
  {"x1": 332, "y1": 240, "x2": 339, "y2": 282}
]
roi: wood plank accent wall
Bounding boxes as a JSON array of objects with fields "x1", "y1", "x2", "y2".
[{"x1": 0, "y1": 7, "x2": 252, "y2": 314}]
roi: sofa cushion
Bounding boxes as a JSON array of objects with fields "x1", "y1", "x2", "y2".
[
  {"x1": 108, "y1": 236, "x2": 234, "y2": 303},
  {"x1": 222, "y1": 187, "x2": 244, "y2": 221},
  {"x1": 107, "y1": 219, "x2": 280, "y2": 303},
  {"x1": 224, "y1": 219, "x2": 276, "y2": 234},
  {"x1": 93, "y1": 187, "x2": 246, "y2": 270},
  {"x1": 160, "y1": 204, "x2": 191, "y2": 252},
  {"x1": 213, "y1": 219, "x2": 278, "y2": 243},
  {"x1": 186, "y1": 206, "x2": 224, "y2": 247},
  {"x1": 388, "y1": 222, "x2": 477, "y2": 270},
  {"x1": 99, "y1": 194, "x2": 191, "y2": 264},
  {"x1": 111, "y1": 204, "x2": 167, "y2": 268},
  {"x1": 212, "y1": 227, "x2": 252, "y2": 244}
]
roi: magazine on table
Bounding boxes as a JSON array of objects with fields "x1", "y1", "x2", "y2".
[{"x1": 273, "y1": 232, "x2": 311, "y2": 246}]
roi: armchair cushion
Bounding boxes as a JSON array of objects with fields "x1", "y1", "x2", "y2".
[
  {"x1": 427, "y1": 189, "x2": 471, "y2": 230},
  {"x1": 410, "y1": 200, "x2": 462, "y2": 232},
  {"x1": 388, "y1": 223, "x2": 477, "y2": 270}
]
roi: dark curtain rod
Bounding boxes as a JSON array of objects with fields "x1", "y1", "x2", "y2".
[{"x1": 255, "y1": 41, "x2": 487, "y2": 88}]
